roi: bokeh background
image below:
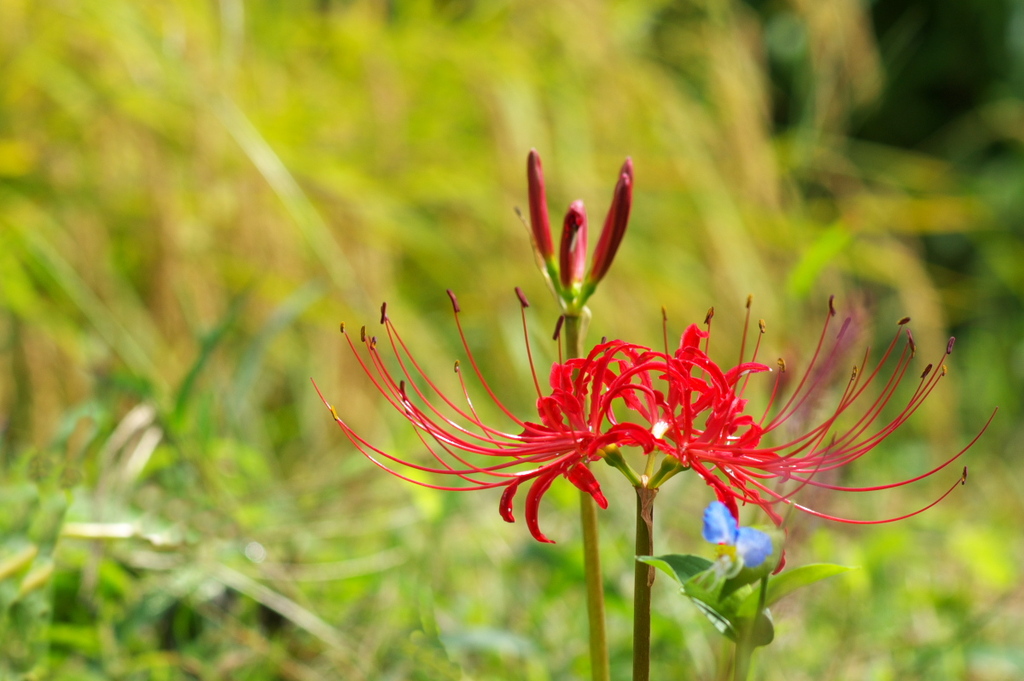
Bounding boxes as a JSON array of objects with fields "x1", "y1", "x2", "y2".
[{"x1": 1, "y1": 0, "x2": 1022, "y2": 679}]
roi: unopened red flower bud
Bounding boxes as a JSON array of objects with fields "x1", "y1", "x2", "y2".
[
  {"x1": 527, "y1": 149, "x2": 554, "y2": 262},
  {"x1": 588, "y1": 157, "x2": 633, "y2": 285},
  {"x1": 560, "y1": 200, "x2": 588, "y2": 289}
]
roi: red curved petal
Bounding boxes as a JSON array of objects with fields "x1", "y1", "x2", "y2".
[
  {"x1": 499, "y1": 478, "x2": 524, "y2": 524},
  {"x1": 525, "y1": 468, "x2": 562, "y2": 544},
  {"x1": 565, "y1": 462, "x2": 608, "y2": 509}
]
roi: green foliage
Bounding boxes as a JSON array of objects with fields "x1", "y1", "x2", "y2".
[
  {"x1": 641, "y1": 553, "x2": 851, "y2": 651},
  {"x1": 1, "y1": 482, "x2": 67, "y2": 680}
]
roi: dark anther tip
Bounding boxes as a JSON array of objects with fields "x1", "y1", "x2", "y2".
[
  {"x1": 552, "y1": 315, "x2": 565, "y2": 341},
  {"x1": 339, "y1": 322, "x2": 346, "y2": 334},
  {"x1": 898, "y1": 316, "x2": 911, "y2": 326},
  {"x1": 515, "y1": 287, "x2": 530, "y2": 308},
  {"x1": 704, "y1": 307, "x2": 715, "y2": 325},
  {"x1": 961, "y1": 466, "x2": 968, "y2": 485},
  {"x1": 828, "y1": 295, "x2": 836, "y2": 316},
  {"x1": 380, "y1": 302, "x2": 388, "y2": 325},
  {"x1": 447, "y1": 289, "x2": 460, "y2": 313},
  {"x1": 946, "y1": 337, "x2": 956, "y2": 355},
  {"x1": 360, "y1": 326, "x2": 367, "y2": 342}
]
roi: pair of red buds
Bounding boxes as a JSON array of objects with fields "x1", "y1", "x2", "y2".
[{"x1": 526, "y1": 149, "x2": 634, "y2": 311}]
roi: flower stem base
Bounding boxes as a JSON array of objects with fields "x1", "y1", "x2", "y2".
[{"x1": 633, "y1": 485, "x2": 658, "y2": 681}]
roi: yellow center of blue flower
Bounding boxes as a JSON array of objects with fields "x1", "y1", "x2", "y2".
[{"x1": 715, "y1": 543, "x2": 738, "y2": 561}]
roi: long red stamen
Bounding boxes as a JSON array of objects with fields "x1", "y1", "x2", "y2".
[{"x1": 319, "y1": 294, "x2": 990, "y2": 541}]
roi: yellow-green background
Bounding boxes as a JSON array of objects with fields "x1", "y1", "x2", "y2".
[{"x1": 1, "y1": 1, "x2": 1021, "y2": 679}]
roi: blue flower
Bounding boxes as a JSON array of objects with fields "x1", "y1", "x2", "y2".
[{"x1": 703, "y1": 501, "x2": 773, "y2": 571}]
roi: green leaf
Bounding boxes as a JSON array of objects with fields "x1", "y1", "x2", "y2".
[
  {"x1": 710, "y1": 524, "x2": 785, "y2": 598},
  {"x1": 720, "y1": 556, "x2": 777, "y2": 599},
  {"x1": 786, "y1": 222, "x2": 852, "y2": 297},
  {"x1": 637, "y1": 554, "x2": 712, "y2": 585},
  {"x1": 646, "y1": 556, "x2": 785, "y2": 649},
  {"x1": 682, "y1": 570, "x2": 725, "y2": 608},
  {"x1": 0, "y1": 545, "x2": 38, "y2": 584},
  {"x1": 690, "y1": 598, "x2": 738, "y2": 639},
  {"x1": 637, "y1": 558, "x2": 748, "y2": 641},
  {"x1": 681, "y1": 573, "x2": 775, "y2": 646},
  {"x1": 736, "y1": 610, "x2": 775, "y2": 647},
  {"x1": 172, "y1": 288, "x2": 250, "y2": 426},
  {"x1": 739, "y1": 563, "x2": 854, "y2": 617},
  {"x1": 681, "y1": 572, "x2": 741, "y2": 639}
]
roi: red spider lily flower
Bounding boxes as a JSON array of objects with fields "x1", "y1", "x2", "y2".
[
  {"x1": 633, "y1": 298, "x2": 995, "y2": 527},
  {"x1": 523, "y1": 150, "x2": 633, "y2": 309},
  {"x1": 316, "y1": 291, "x2": 991, "y2": 540},
  {"x1": 313, "y1": 289, "x2": 669, "y2": 543}
]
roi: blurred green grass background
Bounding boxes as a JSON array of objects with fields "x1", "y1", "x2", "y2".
[{"x1": 1, "y1": 0, "x2": 1022, "y2": 679}]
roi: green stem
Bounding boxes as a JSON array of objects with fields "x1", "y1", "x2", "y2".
[
  {"x1": 732, "y1": 576, "x2": 768, "y2": 681},
  {"x1": 716, "y1": 641, "x2": 733, "y2": 681},
  {"x1": 580, "y1": 491, "x2": 609, "y2": 681},
  {"x1": 564, "y1": 312, "x2": 610, "y2": 681},
  {"x1": 633, "y1": 485, "x2": 657, "y2": 681}
]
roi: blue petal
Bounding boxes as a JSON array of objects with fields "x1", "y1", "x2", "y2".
[
  {"x1": 702, "y1": 501, "x2": 738, "y2": 545},
  {"x1": 736, "y1": 527, "x2": 773, "y2": 568}
]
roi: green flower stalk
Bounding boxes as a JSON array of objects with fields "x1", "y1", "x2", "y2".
[{"x1": 525, "y1": 149, "x2": 633, "y2": 681}]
